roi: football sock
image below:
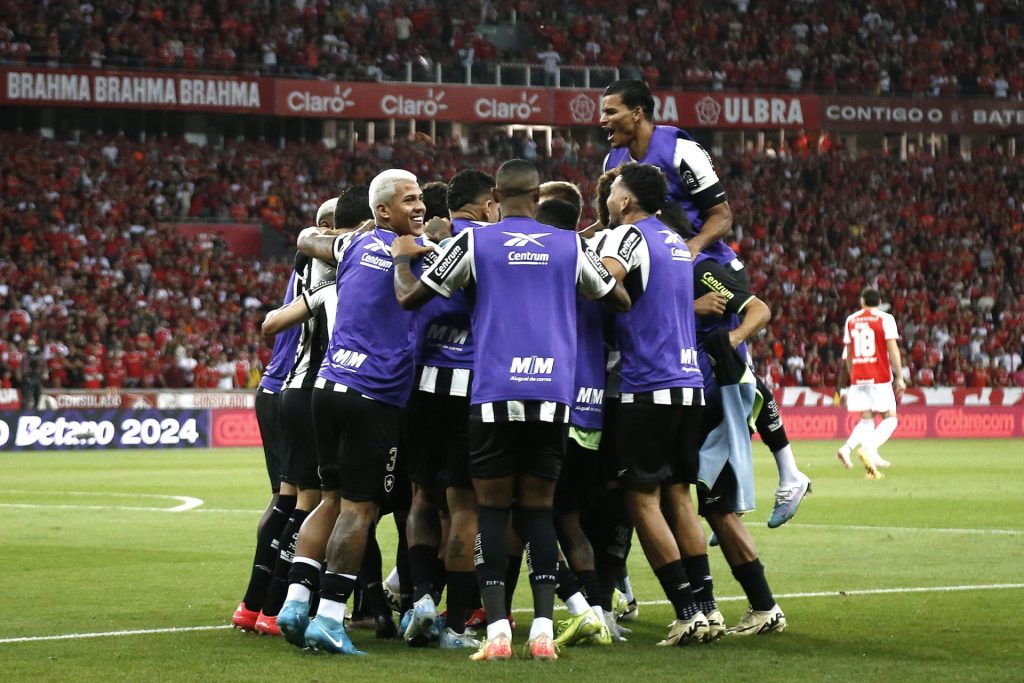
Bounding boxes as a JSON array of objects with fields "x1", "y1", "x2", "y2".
[
  {"x1": 731, "y1": 559, "x2": 775, "y2": 611},
  {"x1": 554, "y1": 560, "x2": 581, "y2": 604},
  {"x1": 504, "y1": 552, "x2": 523, "y2": 615},
  {"x1": 394, "y1": 518, "x2": 413, "y2": 612},
  {"x1": 843, "y1": 418, "x2": 875, "y2": 453},
  {"x1": 476, "y1": 505, "x2": 511, "y2": 625},
  {"x1": 408, "y1": 544, "x2": 438, "y2": 603},
  {"x1": 319, "y1": 571, "x2": 358, "y2": 617},
  {"x1": 445, "y1": 570, "x2": 476, "y2": 633},
  {"x1": 682, "y1": 554, "x2": 717, "y2": 614},
  {"x1": 528, "y1": 616, "x2": 554, "y2": 640},
  {"x1": 654, "y1": 560, "x2": 699, "y2": 620},
  {"x1": 240, "y1": 494, "x2": 294, "y2": 611},
  {"x1": 622, "y1": 575, "x2": 635, "y2": 603},
  {"x1": 520, "y1": 507, "x2": 558, "y2": 622},
  {"x1": 873, "y1": 417, "x2": 898, "y2": 450},
  {"x1": 261, "y1": 508, "x2": 309, "y2": 616},
  {"x1": 358, "y1": 529, "x2": 386, "y2": 616},
  {"x1": 576, "y1": 569, "x2": 601, "y2": 607},
  {"x1": 433, "y1": 555, "x2": 447, "y2": 602},
  {"x1": 384, "y1": 566, "x2": 401, "y2": 594},
  {"x1": 772, "y1": 444, "x2": 802, "y2": 487},
  {"x1": 286, "y1": 557, "x2": 321, "y2": 604}
]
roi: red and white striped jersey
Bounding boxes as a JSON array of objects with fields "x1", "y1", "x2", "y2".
[{"x1": 843, "y1": 307, "x2": 900, "y2": 385}]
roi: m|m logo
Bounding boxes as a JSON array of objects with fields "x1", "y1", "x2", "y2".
[{"x1": 510, "y1": 356, "x2": 554, "y2": 374}]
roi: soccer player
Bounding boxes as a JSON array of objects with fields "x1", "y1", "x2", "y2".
[
  {"x1": 231, "y1": 264, "x2": 301, "y2": 633},
  {"x1": 837, "y1": 288, "x2": 905, "y2": 478},
  {"x1": 392, "y1": 159, "x2": 629, "y2": 661},
  {"x1": 600, "y1": 78, "x2": 810, "y2": 527},
  {"x1": 401, "y1": 168, "x2": 497, "y2": 651},
  {"x1": 274, "y1": 169, "x2": 424, "y2": 656},
  {"x1": 597, "y1": 162, "x2": 717, "y2": 647},
  {"x1": 692, "y1": 239, "x2": 788, "y2": 637}
]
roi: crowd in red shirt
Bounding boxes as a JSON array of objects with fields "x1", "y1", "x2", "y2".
[
  {"x1": 1, "y1": 129, "x2": 1021, "y2": 392},
  {"x1": 1, "y1": 1, "x2": 1020, "y2": 96}
]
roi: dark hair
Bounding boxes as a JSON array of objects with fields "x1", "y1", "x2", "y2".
[
  {"x1": 595, "y1": 167, "x2": 621, "y2": 228},
  {"x1": 447, "y1": 168, "x2": 495, "y2": 212},
  {"x1": 617, "y1": 163, "x2": 667, "y2": 214},
  {"x1": 861, "y1": 288, "x2": 881, "y2": 307},
  {"x1": 495, "y1": 158, "x2": 540, "y2": 196},
  {"x1": 603, "y1": 79, "x2": 654, "y2": 121},
  {"x1": 535, "y1": 199, "x2": 580, "y2": 232},
  {"x1": 335, "y1": 184, "x2": 373, "y2": 229},
  {"x1": 421, "y1": 181, "x2": 449, "y2": 220},
  {"x1": 658, "y1": 202, "x2": 695, "y2": 239}
]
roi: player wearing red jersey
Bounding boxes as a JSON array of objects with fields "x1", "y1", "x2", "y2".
[{"x1": 836, "y1": 288, "x2": 906, "y2": 479}]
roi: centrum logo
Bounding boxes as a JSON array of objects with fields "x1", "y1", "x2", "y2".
[
  {"x1": 287, "y1": 84, "x2": 354, "y2": 114},
  {"x1": 381, "y1": 88, "x2": 448, "y2": 117},
  {"x1": 476, "y1": 92, "x2": 541, "y2": 121},
  {"x1": 502, "y1": 232, "x2": 550, "y2": 247}
]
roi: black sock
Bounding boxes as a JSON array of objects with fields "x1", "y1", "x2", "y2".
[
  {"x1": 504, "y1": 553, "x2": 523, "y2": 615},
  {"x1": 394, "y1": 518, "x2": 413, "y2": 612},
  {"x1": 445, "y1": 571, "x2": 477, "y2": 633},
  {"x1": 654, "y1": 560, "x2": 699, "y2": 620},
  {"x1": 356, "y1": 529, "x2": 384, "y2": 617},
  {"x1": 433, "y1": 555, "x2": 447, "y2": 603},
  {"x1": 576, "y1": 570, "x2": 600, "y2": 606},
  {"x1": 408, "y1": 544, "x2": 438, "y2": 603},
  {"x1": 475, "y1": 505, "x2": 510, "y2": 625},
  {"x1": 260, "y1": 508, "x2": 309, "y2": 616},
  {"x1": 240, "y1": 495, "x2": 294, "y2": 610},
  {"x1": 683, "y1": 554, "x2": 717, "y2": 614},
  {"x1": 520, "y1": 507, "x2": 558, "y2": 621},
  {"x1": 732, "y1": 559, "x2": 775, "y2": 611},
  {"x1": 555, "y1": 561, "x2": 581, "y2": 603},
  {"x1": 320, "y1": 571, "x2": 357, "y2": 606},
  {"x1": 287, "y1": 558, "x2": 320, "y2": 595}
]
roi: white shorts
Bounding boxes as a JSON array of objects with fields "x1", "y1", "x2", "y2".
[{"x1": 847, "y1": 383, "x2": 897, "y2": 414}]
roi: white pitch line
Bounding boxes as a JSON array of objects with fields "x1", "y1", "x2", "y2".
[
  {"x1": 3, "y1": 583, "x2": 1022, "y2": 645},
  {"x1": 0, "y1": 490, "x2": 205, "y2": 513},
  {"x1": 789, "y1": 523, "x2": 1024, "y2": 537}
]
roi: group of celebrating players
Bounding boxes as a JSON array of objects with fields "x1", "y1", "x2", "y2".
[{"x1": 228, "y1": 79, "x2": 820, "y2": 661}]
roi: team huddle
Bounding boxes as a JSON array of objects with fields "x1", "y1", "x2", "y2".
[{"x1": 228, "y1": 80, "x2": 901, "y2": 661}]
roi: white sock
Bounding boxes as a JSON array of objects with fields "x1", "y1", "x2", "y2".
[
  {"x1": 529, "y1": 616, "x2": 554, "y2": 640},
  {"x1": 772, "y1": 444, "x2": 801, "y2": 487},
  {"x1": 285, "y1": 583, "x2": 311, "y2": 605},
  {"x1": 565, "y1": 592, "x2": 590, "y2": 616},
  {"x1": 843, "y1": 418, "x2": 875, "y2": 452},
  {"x1": 316, "y1": 598, "x2": 347, "y2": 622},
  {"x1": 623, "y1": 576, "x2": 634, "y2": 603},
  {"x1": 384, "y1": 565, "x2": 400, "y2": 593},
  {"x1": 487, "y1": 618, "x2": 512, "y2": 640},
  {"x1": 873, "y1": 417, "x2": 898, "y2": 450}
]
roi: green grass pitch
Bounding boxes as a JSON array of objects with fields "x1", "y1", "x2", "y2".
[{"x1": 1, "y1": 439, "x2": 1022, "y2": 682}]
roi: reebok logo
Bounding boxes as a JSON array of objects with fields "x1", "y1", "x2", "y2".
[
  {"x1": 659, "y1": 229, "x2": 685, "y2": 245},
  {"x1": 502, "y1": 231, "x2": 550, "y2": 247},
  {"x1": 364, "y1": 236, "x2": 392, "y2": 255}
]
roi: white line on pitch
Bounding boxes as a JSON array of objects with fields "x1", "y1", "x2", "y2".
[
  {"x1": 786, "y1": 523, "x2": 1023, "y2": 536},
  {"x1": 2, "y1": 583, "x2": 1022, "y2": 644},
  {"x1": 0, "y1": 490, "x2": 204, "y2": 512}
]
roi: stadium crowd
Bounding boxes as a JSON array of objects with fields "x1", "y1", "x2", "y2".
[
  {"x1": 1, "y1": 0, "x2": 1021, "y2": 97},
  {"x1": 0, "y1": 129, "x2": 1022, "y2": 392}
]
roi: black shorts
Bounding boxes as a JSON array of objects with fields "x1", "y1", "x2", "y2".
[
  {"x1": 469, "y1": 420, "x2": 567, "y2": 481},
  {"x1": 554, "y1": 436, "x2": 600, "y2": 513},
  {"x1": 255, "y1": 389, "x2": 286, "y2": 492},
  {"x1": 597, "y1": 399, "x2": 620, "y2": 484},
  {"x1": 281, "y1": 388, "x2": 321, "y2": 489},
  {"x1": 312, "y1": 386, "x2": 401, "y2": 503},
  {"x1": 696, "y1": 462, "x2": 739, "y2": 517},
  {"x1": 615, "y1": 402, "x2": 704, "y2": 486},
  {"x1": 405, "y1": 389, "x2": 472, "y2": 490}
]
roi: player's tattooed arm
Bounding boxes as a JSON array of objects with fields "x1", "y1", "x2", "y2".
[
  {"x1": 392, "y1": 234, "x2": 437, "y2": 310},
  {"x1": 297, "y1": 226, "x2": 341, "y2": 264}
]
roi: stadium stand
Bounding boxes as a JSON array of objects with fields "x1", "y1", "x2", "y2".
[
  {"x1": 1, "y1": 128, "x2": 1020, "y2": 391},
  {"x1": 1, "y1": 1, "x2": 1021, "y2": 95}
]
